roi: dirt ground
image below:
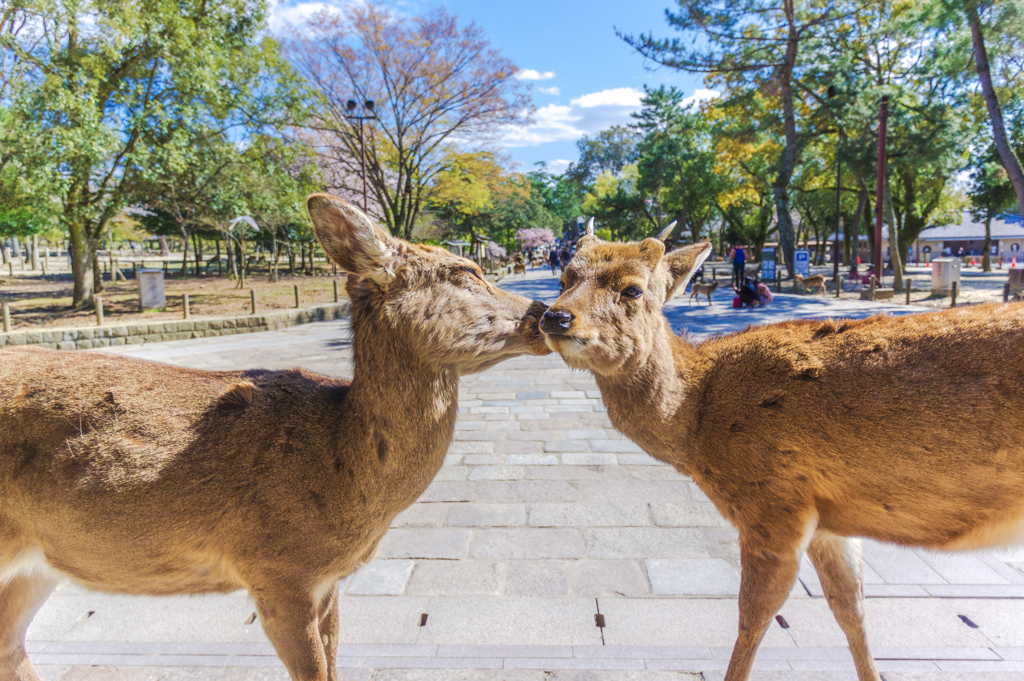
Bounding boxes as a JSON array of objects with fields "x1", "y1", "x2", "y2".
[{"x1": 0, "y1": 266, "x2": 348, "y2": 331}]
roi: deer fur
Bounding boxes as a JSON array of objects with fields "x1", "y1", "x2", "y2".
[
  {"x1": 688, "y1": 279, "x2": 719, "y2": 306},
  {"x1": 539, "y1": 228, "x2": 1024, "y2": 681},
  {"x1": 513, "y1": 262, "x2": 527, "y2": 276},
  {"x1": 795, "y1": 273, "x2": 827, "y2": 295},
  {"x1": 0, "y1": 194, "x2": 550, "y2": 681}
]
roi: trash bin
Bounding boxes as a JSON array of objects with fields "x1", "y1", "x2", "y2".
[
  {"x1": 930, "y1": 258, "x2": 961, "y2": 296},
  {"x1": 138, "y1": 269, "x2": 166, "y2": 310}
]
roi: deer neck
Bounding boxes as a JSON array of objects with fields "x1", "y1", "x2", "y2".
[
  {"x1": 343, "y1": 309, "x2": 460, "y2": 503},
  {"x1": 593, "y1": 318, "x2": 701, "y2": 469}
]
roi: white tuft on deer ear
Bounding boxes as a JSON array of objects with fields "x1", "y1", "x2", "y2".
[
  {"x1": 657, "y1": 221, "x2": 677, "y2": 242},
  {"x1": 585, "y1": 217, "x2": 595, "y2": 237}
]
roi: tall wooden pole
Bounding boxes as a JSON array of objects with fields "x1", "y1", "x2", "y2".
[
  {"x1": 360, "y1": 120, "x2": 368, "y2": 212},
  {"x1": 873, "y1": 96, "x2": 889, "y2": 283}
]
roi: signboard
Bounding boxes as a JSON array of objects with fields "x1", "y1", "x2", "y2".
[
  {"x1": 138, "y1": 269, "x2": 166, "y2": 310},
  {"x1": 761, "y1": 247, "x2": 776, "y2": 281},
  {"x1": 794, "y1": 249, "x2": 811, "y2": 278}
]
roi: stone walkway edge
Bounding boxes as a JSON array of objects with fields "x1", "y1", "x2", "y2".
[
  {"x1": 25, "y1": 643, "x2": 1024, "y2": 673},
  {"x1": 0, "y1": 302, "x2": 350, "y2": 350}
]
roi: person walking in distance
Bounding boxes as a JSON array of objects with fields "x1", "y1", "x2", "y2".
[
  {"x1": 548, "y1": 247, "x2": 561, "y2": 275},
  {"x1": 732, "y1": 243, "x2": 746, "y2": 287},
  {"x1": 559, "y1": 246, "x2": 571, "y2": 272}
]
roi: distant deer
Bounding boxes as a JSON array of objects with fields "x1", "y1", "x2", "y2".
[
  {"x1": 540, "y1": 219, "x2": 1024, "y2": 681},
  {"x1": 688, "y1": 279, "x2": 719, "y2": 306},
  {"x1": 0, "y1": 194, "x2": 549, "y2": 681},
  {"x1": 795, "y1": 272, "x2": 827, "y2": 296},
  {"x1": 513, "y1": 262, "x2": 527, "y2": 276}
]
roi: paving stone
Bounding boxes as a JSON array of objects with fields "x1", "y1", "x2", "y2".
[
  {"x1": 562, "y1": 429, "x2": 608, "y2": 439},
  {"x1": 598, "y1": 599, "x2": 795, "y2": 648},
  {"x1": 391, "y1": 503, "x2": 450, "y2": 528},
  {"x1": 494, "y1": 441, "x2": 544, "y2": 454},
  {"x1": 446, "y1": 504, "x2": 526, "y2": 527},
  {"x1": 345, "y1": 560, "x2": 414, "y2": 595},
  {"x1": 503, "y1": 561, "x2": 572, "y2": 596},
  {"x1": 416, "y1": 598, "x2": 602, "y2": 646},
  {"x1": 651, "y1": 501, "x2": 731, "y2": 528},
  {"x1": 467, "y1": 466, "x2": 524, "y2": 481},
  {"x1": 405, "y1": 561, "x2": 504, "y2": 596},
  {"x1": 515, "y1": 391, "x2": 547, "y2": 400},
  {"x1": 583, "y1": 528, "x2": 710, "y2": 559},
  {"x1": 434, "y1": 465, "x2": 469, "y2": 481},
  {"x1": 572, "y1": 560, "x2": 649, "y2": 597},
  {"x1": 862, "y1": 542, "x2": 946, "y2": 584},
  {"x1": 506, "y1": 454, "x2": 559, "y2": 465},
  {"x1": 447, "y1": 441, "x2": 495, "y2": 455},
  {"x1": 461, "y1": 454, "x2": 505, "y2": 465},
  {"x1": 529, "y1": 503, "x2": 650, "y2": 528},
  {"x1": 418, "y1": 481, "x2": 476, "y2": 502},
  {"x1": 377, "y1": 529, "x2": 471, "y2": 559},
  {"x1": 576, "y1": 481, "x2": 693, "y2": 503},
  {"x1": 590, "y1": 439, "x2": 644, "y2": 453},
  {"x1": 614, "y1": 454, "x2": 661, "y2": 465},
  {"x1": 474, "y1": 480, "x2": 580, "y2": 503},
  {"x1": 544, "y1": 441, "x2": 590, "y2": 453},
  {"x1": 470, "y1": 529, "x2": 584, "y2": 559},
  {"x1": 560, "y1": 453, "x2": 618, "y2": 466},
  {"x1": 645, "y1": 558, "x2": 741, "y2": 595}
]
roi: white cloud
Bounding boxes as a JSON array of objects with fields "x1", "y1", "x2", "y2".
[
  {"x1": 538, "y1": 86, "x2": 560, "y2": 96},
  {"x1": 570, "y1": 87, "x2": 643, "y2": 108},
  {"x1": 502, "y1": 86, "x2": 720, "y2": 148},
  {"x1": 516, "y1": 69, "x2": 556, "y2": 81},
  {"x1": 269, "y1": 1, "x2": 337, "y2": 32},
  {"x1": 546, "y1": 159, "x2": 571, "y2": 174}
]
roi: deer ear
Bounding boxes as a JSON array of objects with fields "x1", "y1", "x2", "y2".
[
  {"x1": 307, "y1": 194, "x2": 397, "y2": 285},
  {"x1": 637, "y1": 238, "x2": 666, "y2": 269},
  {"x1": 663, "y1": 241, "x2": 712, "y2": 300}
]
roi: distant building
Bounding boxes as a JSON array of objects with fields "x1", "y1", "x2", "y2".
[
  {"x1": 913, "y1": 212, "x2": 1024, "y2": 263},
  {"x1": 829, "y1": 212, "x2": 1024, "y2": 265}
]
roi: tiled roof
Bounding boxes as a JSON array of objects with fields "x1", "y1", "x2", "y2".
[{"x1": 827, "y1": 212, "x2": 1024, "y2": 242}]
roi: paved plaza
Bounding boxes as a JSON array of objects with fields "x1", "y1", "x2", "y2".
[{"x1": 26, "y1": 267, "x2": 1024, "y2": 680}]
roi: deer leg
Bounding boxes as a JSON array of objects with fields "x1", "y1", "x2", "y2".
[
  {"x1": 316, "y1": 583, "x2": 340, "y2": 681},
  {"x1": 724, "y1": 542, "x2": 801, "y2": 681},
  {"x1": 807, "y1": 533, "x2": 881, "y2": 681},
  {"x1": 253, "y1": 587, "x2": 329, "y2": 681},
  {"x1": 0, "y1": 573, "x2": 58, "y2": 681}
]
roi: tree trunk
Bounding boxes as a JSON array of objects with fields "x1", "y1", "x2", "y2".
[
  {"x1": 287, "y1": 241, "x2": 295, "y2": 275},
  {"x1": 983, "y1": 216, "x2": 992, "y2": 271},
  {"x1": 883, "y1": 179, "x2": 904, "y2": 292},
  {"x1": 968, "y1": 1, "x2": 1024, "y2": 217},
  {"x1": 159, "y1": 235, "x2": 169, "y2": 257},
  {"x1": 1, "y1": 239, "x2": 8, "y2": 265},
  {"x1": 215, "y1": 239, "x2": 222, "y2": 276},
  {"x1": 93, "y1": 252, "x2": 103, "y2": 293},
  {"x1": 270, "y1": 235, "x2": 279, "y2": 282},
  {"x1": 69, "y1": 222, "x2": 95, "y2": 307},
  {"x1": 180, "y1": 228, "x2": 190, "y2": 277},
  {"x1": 850, "y1": 182, "x2": 868, "y2": 267},
  {"x1": 773, "y1": 0, "x2": 801, "y2": 277}
]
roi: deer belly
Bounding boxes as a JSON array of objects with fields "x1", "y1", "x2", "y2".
[{"x1": 37, "y1": 543, "x2": 244, "y2": 595}]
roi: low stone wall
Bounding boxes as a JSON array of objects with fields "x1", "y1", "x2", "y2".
[{"x1": 0, "y1": 302, "x2": 350, "y2": 351}]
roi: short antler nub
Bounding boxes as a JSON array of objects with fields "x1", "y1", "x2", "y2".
[
  {"x1": 585, "y1": 217, "x2": 595, "y2": 237},
  {"x1": 657, "y1": 221, "x2": 677, "y2": 242}
]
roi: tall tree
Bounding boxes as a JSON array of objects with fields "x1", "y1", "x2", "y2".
[
  {"x1": 565, "y1": 126, "x2": 643, "y2": 187},
  {"x1": 619, "y1": 0, "x2": 853, "y2": 276},
  {"x1": 4, "y1": 0, "x2": 303, "y2": 307},
  {"x1": 289, "y1": 3, "x2": 531, "y2": 240}
]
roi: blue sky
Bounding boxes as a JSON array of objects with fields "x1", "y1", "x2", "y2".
[{"x1": 269, "y1": 0, "x2": 714, "y2": 174}]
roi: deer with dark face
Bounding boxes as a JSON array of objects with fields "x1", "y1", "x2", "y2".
[
  {"x1": 0, "y1": 195, "x2": 550, "y2": 681},
  {"x1": 540, "y1": 219, "x2": 1024, "y2": 681}
]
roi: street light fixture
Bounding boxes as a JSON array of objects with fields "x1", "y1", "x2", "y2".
[{"x1": 345, "y1": 99, "x2": 376, "y2": 212}]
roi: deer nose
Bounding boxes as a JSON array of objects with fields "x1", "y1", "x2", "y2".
[{"x1": 541, "y1": 309, "x2": 574, "y2": 334}]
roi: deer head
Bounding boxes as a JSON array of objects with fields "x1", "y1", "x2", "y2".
[
  {"x1": 308, "y1": 194, "x2": 549, "y2": 374},
  {"x1": 540, "y1": 225, "x2": 711, "y2": 375}
]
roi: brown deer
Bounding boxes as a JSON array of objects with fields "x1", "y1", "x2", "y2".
[
  {"x1": 0, "y1": 194, "x2": 549, "y2": 681},
  {"x1": 688, "y1": 279, "x2": 719, "y2": 306},
  {"x1": 795, "y1": 272, "x2": 827, "y2": 295},
  {"x1": 539, "y1": 222, "x2": 1024, "y2": 681}
]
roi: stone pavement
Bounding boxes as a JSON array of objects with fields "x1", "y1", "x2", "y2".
[{"x1": 27, "y1": 267, "x2": 1024, "y2": 680}]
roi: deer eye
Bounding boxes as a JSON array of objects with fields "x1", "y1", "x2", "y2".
[
  {"x1": 559, "y1": 280, "x2": 566, "y2": 292},
  {"x1": 622, "y1": 285, "x2": 643, "y2": 299}
]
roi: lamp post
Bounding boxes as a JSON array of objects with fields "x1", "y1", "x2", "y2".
[{"x1": 345, "y1": 99, "x2": 376, "y2": 212}]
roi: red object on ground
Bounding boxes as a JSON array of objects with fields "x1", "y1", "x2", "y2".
[{"x1": 732, "y1": 297, "x2": 742, "y2": 308}]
